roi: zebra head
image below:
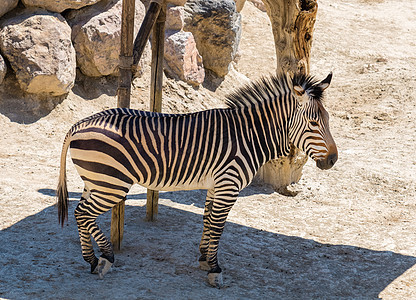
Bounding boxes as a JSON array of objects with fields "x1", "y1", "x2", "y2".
[{"x1": 289, "y1": 72, "x2": 338, "y2": 170}]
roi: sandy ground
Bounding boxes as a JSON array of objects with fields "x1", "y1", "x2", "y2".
[{"x1": 1, "y1": 0, "x2": 416, "y2": 298}]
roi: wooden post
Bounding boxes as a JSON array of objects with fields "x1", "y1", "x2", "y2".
[
  {"x1": 111, "y1": 0, "x2": 136, "y2": 252},
  {"x1": 117, "y1": 0, "x2": 135, "y2": 108},
  {"x1": 111, "y1": 0, "x2": 164, "y2": 250},
  {"x1": 110, "y1": 199, "x2": 125, "y2": 251},
  {"x1": 146, "y1": 1, "x2": 166, "y2": 221},
  {"x1": 132, "y1": 0, "x2": 163, "y2": 71}
]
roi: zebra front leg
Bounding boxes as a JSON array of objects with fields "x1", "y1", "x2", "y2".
[
  {"x1": 199, "y1": 189, "x2": 214, "y2": 271},
  {"x1": 204, "y1": 185, "x2": 239, "y2": 288}
]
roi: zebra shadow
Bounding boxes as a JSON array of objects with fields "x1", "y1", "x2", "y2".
[
  {"x1": 1, "y1": 191, "x2": 415, "y2": 299},
  {"x1": 38, "y1": 184, "x2": 276, "y2": 210},
  {"x1": 38, "y1": 188, "x2": 208, "y2": 208}
]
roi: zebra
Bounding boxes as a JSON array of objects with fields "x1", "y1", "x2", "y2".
[{"x1": 57, "y1": 72, "x2": 337, "y2": 287}]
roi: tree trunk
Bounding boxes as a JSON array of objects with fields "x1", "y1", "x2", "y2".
[{"x1": 256, "y1": 0, "x2": 317, "y2": 194}]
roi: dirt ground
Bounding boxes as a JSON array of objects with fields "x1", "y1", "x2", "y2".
[{"x1": 1, "y1": 0, "x2": 416, "y2": 298}]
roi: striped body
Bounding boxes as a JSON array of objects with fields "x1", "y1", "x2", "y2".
[
  {"x1": 69, "y1": 104, "x2": 290, "y2": 192},
  {"x1": 57, "y1": 73, "x2": 337, "y2": 286}
]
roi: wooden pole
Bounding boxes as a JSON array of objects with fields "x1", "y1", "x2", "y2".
[
  {"x1": 132, "y1": 0, "x2": 162, "y2": 72},
  {"x1": 110, "y1": 199, "x2": 125, "y2": 251},
  {"x1": 146, "y1": 1, "x2": 166, "y2": 221},
  {"x1": 111, "y1": 0, "x2": 135, "y2": 252},
  {"x1": 111, "y1": 0, "x2": 164, "y2": 250}
]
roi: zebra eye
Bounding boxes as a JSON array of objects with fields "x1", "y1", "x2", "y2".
[{"x1": 309, "y1": 121, "x2": 319, "y2": 126}]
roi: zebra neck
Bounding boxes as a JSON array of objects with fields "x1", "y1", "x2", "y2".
[{"x1": 238, "y1": 102, "x2": 291, "y2": 168}]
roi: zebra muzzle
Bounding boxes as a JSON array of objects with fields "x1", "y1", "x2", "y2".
[{"x1": 316, "y1": 152, "x2": 338, "y2": 170}]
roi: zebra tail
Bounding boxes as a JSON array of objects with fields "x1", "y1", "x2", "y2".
[{"x1": 57, "y1": 131, "x2": 71, "y2": 227}]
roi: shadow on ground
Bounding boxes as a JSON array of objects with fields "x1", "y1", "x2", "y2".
[
  {"x1": 38, "y1": 184, "x2": 276, "y2": 210},
  {"x1": 1, "y1": 190, "x2": 415, "y2": 299}
]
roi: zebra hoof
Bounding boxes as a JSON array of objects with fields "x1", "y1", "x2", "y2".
[
  {"x1": 90, "y1": 257, "x2": 99, "y2": 274},
  {"x1": 207, "y1": 272, "x2": 223, "y2": 288},
  {"x1": 97, "y1": 256, "x2": 113, "y2": 279}
]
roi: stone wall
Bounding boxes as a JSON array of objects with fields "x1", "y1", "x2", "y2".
[{"x1": 0, "y1": 0, "x2": 243, "y2": 96}]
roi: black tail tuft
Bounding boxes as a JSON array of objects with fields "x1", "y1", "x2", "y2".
[
  {"x1": 57, "y1": 180, "x2": 68, "y2": 227},
  {"x1": 57, "y1": 131, "x2": 71, "y2": 227}
]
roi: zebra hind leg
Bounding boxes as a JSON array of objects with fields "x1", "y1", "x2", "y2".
[
  {"x1": 74, "y1": 188, "x2": 99, "y2": 273},
  {"x1": 74, "y1": 191, "x2": 121, "y2": 278}
]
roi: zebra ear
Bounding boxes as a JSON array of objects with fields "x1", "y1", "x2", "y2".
[
  {"x1": 317, "y1": 72, "x2": 332, "y2": 90},
  {"x1": 293, "y1": 85, "x2": 309, "y2": 105}
]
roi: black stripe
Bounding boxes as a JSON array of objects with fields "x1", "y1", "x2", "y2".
[
  {"x1": 71, "y1": 134, "x2": 139, "y2": 182},
  {"x1": 170, "y1": 115, "x2": 187, "y2": 184},
  {"x1": 72, "y1": 158, "x2": 133, "y2": 185},
  {"x1": 189, "y1": 112, "x2": 208, "y2": 183},
  {"x1": 140, "y1": 117, "x2": 158, "y2": 184},
  {"x1": 178, "y1": 114, "x2": 198, "y2": 183},
  {"x1": 198, "y1": 111, "x2": 216, "y2": 182},
  {"x1": 80, "y1": 176, "x2": 129, "y2": 194}
]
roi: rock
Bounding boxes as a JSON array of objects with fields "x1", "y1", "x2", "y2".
[
  {"x1": 164, "y1": 31, "x2": 204, "y2": 86},
  {"x1": 184, "y1": 0, "x2": 241, "y2": 77},
  {"x1": 168, "y1": 0, "x2": 187, "y2": 6},
  {"x1": 0, "y1": 0, "x2": 18, "y2": 18},
  {"x1": 135, "y1": 40, "x2": 151, "y2": 78},
  {"x1": 166, "y1": 5, "x2": 185, "y2": 31},
  {"x1": 0, "y1": 54, "x2": 7, "y2": 85},
  {"x1": 68, "y1": 0, "x2": 146, "y2": 77},
  {"x1": 140, "y1": 0, "x2": 187, "y2": 10},
  {"x1": 234, "y1": 0, "x2": 246, "y2": 12},
  {"x1": 142, "y1": 0, "x2": 187, "y2": 7},
  {"x1": 0, "y1": 9, "x2": 76, "y2": 96},
  {"x1": 21, "y1": 0, "x2": 102, "y2": 13}
]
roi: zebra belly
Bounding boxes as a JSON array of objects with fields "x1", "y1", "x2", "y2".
[{"x1": 139, "y1": 177, "x2": 215, "y2": 192}]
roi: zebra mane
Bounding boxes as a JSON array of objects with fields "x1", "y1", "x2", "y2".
[
  {"x1": 225, "y1": 73, "x2": 323, "y2": 108},
  {"x1": 292, "y1": 73, "x2": 325, "y2": 102}
]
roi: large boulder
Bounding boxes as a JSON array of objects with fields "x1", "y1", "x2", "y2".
[
  {"x1": 141, "y1": 0, "x2": 187, "y2": 9},
  {"x1": 184, "y1": 0, "x2": 241, "y2": 77},
  {"x1": 0, "y1": 0, "x2": 19, "y2": 18},
  {"x1": 168, "y1": 0, "x2": 187, "y2": 6},
  {"x1": 0, "y1": 9, "x2": 76, "y2": 96},
  {"x1": 0, "y1": 54, "x2": 7, "y2": 85},
  {"x1": 164, "y1": 31, "x2": 204, "y2": 86},
  {"x1": 21, "y1": 0, "x2": 102, "y2": 13},
  {"x1": 166, "y1": 5, "x2": 185, "y2": 31},
  {"x1": 68, "y1": 0, "x2": 147, "y2": 77}
]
